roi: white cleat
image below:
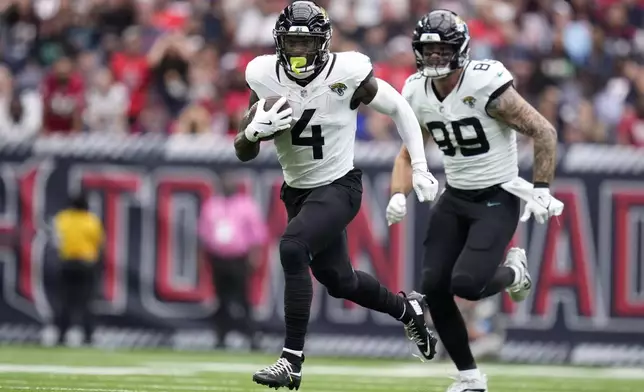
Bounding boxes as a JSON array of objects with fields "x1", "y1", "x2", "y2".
[
  {"x1": 504, "y1": 247, "x2": 532, "y2": 302},
  {"x1": 446, "y1": 374, "x2": 488, "y2": 392}
]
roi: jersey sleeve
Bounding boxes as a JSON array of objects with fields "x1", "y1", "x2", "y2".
[
  {"x1": 245, "y1": 55, "x2": 274, "y2": 93},
  {"x1": 401, "y1": 72, "x2": 424, "y2": 103},
  {"x1": 471, "y1": 60, "x2": 514, "y2": 111},
  {"x1": 401, "y1": 73, "x2": 424, "y2": 117}
]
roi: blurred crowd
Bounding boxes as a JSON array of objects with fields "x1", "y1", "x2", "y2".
[{"x1": 1, "y1": 0, "x2": 643, "y2": 146}]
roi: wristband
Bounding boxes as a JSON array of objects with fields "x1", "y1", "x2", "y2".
[
  {"x1": 244, "y1": 125, "x2": 259, "y2": 143},
  {"x1": 533, "y1": 182, "x2": 549, "y2": 189},
  {"x1": 411, "y1": 161, "x2": 429, "y2": 172}
]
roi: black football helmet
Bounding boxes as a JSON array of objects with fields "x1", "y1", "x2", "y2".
[
  {"x1": 273, "y1": 1, "x2": 332, "y2": 75},
  {"x1": 412, "y1": 10, "x2": 470, "y2": 79}
]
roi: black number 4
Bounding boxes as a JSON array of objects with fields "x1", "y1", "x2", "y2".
[
  {"x1": 426, "y1": 117, "x2": 490, "y2": 157},
  {"x1": 291, "y1": 108, "x2": 325, "y2": 159}
]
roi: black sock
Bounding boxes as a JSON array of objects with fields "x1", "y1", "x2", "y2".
[
  {"x1": 343, "y1": 270, "x2": 407, "y2": 320},
  {"x1": 279, "y1": 233, "x2": 319, "y2": 353},
  {"x1": 426, "y1": 291, "x2": 476, "y2": 370},
  {"x1": 282, "y1": 261, "x2": 313, "y2": 352},
  {"x1": 479, "y1": 266, "x2": 515, "y2": 299}
]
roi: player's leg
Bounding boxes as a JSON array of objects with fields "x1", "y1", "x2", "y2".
[
  {"x1": 450, "y1": 189, "x2": 525, "y2": 302},
  {"x1": 55, "y1": 262, "x2": 77, "y2": 345},
  {"x1": 277, "y1": 171, "x2": 364, "y2": 355},
  {"x1": 310, "y1": 230, "x2": 437, "y2": 359},
  {"x1": 78, "y1": 263, "x2": 96, "y2": 345},
  {"x1": 443, "y1": 189, "x2": 524, "y2": 392},
  {"x1": 310, "y1": 231, "x2": 406, "y2": 317},
  {"x1": 253, "y1": 180, "x2": 352, "y2": 390},
  {"x1": 252, "y1": 169, "x2": 431, "y2": 389},
  {"x1": 211, "y1": 257, "x2": 235, "y2": 348},
  {"x1": 231, "y1": 256, "x2": 258, "y2": 350},
  {"x1": 420, "y1": 193, "x2": 477, "y2": 384}
]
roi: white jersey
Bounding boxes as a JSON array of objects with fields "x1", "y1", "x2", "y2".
[
  {"x1": 245, "y1": 51, "x2": 373, "y2": 188},
  {"x1": 403, "y1": 59, "x2": 518, "y2": 190}
]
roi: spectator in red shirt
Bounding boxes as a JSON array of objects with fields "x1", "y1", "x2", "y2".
[
  {"x1": 151, "y1": 0, "x2": 189, "y2": 32},
  {"x1": 110, "y1": 27, "x2": 151, "y2": 128},
  {"x1": 618, "y1": 96, "x2": 644, "y2": 147},
  {"x1": 598, "y1": 2, "x2": 638, "y2": 40},
  {"x1": 373, "y1": 36, "x2": 416, "y2": 93},
  {"x1": 222, "y1": 56, "x2": 252, "y2": 136},
  {"x1": 468, "y1": 2, "x2": 511, "y2": 58},
  {"x1": 42, "y1": 56, "x2": 84, "y2": 134}
]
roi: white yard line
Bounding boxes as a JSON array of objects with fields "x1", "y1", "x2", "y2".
[
  {"x1": 145, "y1": 361, "x2": 644, "y2": 380},
  {"x1": 0, "y1": 383, "x2": 631, "y2": 392},
  {"x1": 0, "y1": 388, "x2": 396, "y2": 392},
  {"x1": 0, "y1": 364, "x2": 194, "y2": 376},
  {"x1": 0, "y1": 388, "x2": 131, "y2": 392},
  {"x1": 0, "y1": 362, "x2": 641, "y2": 381}
]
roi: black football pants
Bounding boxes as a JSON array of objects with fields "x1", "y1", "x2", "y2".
[
  {"x1": 209, "y1": 253, "x2": 256, "y2": 348},
  {"x1": 56, "y1": 260, "x2": 97, "y2": 345},
  {"x1": 422, "y1": 184, "x2": 520, "y2": 370},
  {"x1": 279, "y1": 168, "x2": 406, "y2": 352}
]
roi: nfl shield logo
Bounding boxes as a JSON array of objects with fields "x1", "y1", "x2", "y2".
[{"x1": 300, "y1": 89, "x2": 307, "y2": 98}]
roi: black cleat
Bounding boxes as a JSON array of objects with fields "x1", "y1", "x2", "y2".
[
  {"x1": 400, "y1": 291, "x2": 438, "y2": 360},
  {"x1": 252, "y1": 356, "x2": 303, "y2": 390}
]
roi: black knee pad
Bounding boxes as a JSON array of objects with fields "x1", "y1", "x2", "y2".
[
  {"x1": 279, "y1": 238, "x2": 310, "y2": 273},
  {"x1": 450, "y1": 273, "x2": 485, "y2": 301}
]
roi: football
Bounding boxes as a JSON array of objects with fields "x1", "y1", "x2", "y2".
[{"x1": 242, "y1": 96, "x2": 293, "y2": 141}]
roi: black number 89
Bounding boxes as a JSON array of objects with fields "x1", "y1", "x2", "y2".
[{"x1": 426, "y1": 117, "x2": 490, "y2": 157}]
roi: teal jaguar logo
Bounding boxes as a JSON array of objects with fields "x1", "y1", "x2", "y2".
[
  {"x1": 329, "y1": 82, "x2": 348, "y2": 96},
  {"x1": 462, "y1": 96, "x2": 477, "y2": 108}
]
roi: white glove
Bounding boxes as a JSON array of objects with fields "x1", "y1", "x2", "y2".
[
  {"x1": 411, "y1": 162, "x2": 439, "y2": 202},
  {"x1": 386, "y1": 193, "x2": 407, "y2": 226},
  {"x1": 245, "y1": 97, "x2": 293, "y2": 142},
  {"x1": 520, "y1": 187, "x2": 564, "y2": 224}
]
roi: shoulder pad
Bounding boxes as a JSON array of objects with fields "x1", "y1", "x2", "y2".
[
  {"x1": 403, "y1": 72, "x2": 425, "y2": 86},
  {"x1": 465, "y1": 60, "x2": 514, "y2": 102},
  {"x1": 245, "y1": 55, "x2": 278, "y2": 91},
  {"x1": 402, "y1": 72, "x2": 425, "y2": 102},
  {"x1": 332, "y1": 51, "x2": 374, "y2": 89}
]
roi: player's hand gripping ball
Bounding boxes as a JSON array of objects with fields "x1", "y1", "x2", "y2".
[{"x1": 243, "y1": 96, "x2": 294, "y2": 142}]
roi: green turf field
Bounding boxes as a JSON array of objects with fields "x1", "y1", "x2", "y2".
[{"x1": 0, "y1": 346, "x2": 641, "y2": 392}]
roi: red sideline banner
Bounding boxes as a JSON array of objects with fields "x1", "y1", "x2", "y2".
[{"x1": 0, "y1": 136, "x2": 642, "y2": 365}]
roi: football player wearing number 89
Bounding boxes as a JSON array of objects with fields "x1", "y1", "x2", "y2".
[
  {"x1": 234, "y1": 1, "x2": 440, "y2": 390},
  {"x1": 386, "y1": 10, "x2": 565, "y2": 392}
]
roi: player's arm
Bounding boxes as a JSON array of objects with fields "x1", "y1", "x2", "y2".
[
  {"x1": 233, "y1": 90, "x2": 261, "y2": 162},
  {"x1": 391, "y1": 127, "x2": 431, "y2": 196},
  {"x1": 486, "y1": 85, "x2": 557, "y2": 184},
  {"x1": 352, "y1": 76, "x2": 430, "y2": 175}
]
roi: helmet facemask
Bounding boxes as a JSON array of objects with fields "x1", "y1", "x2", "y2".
[
  {"x1": 275, "y1": 30, "x2": 330, "y2": 75},
  {"x1": 415, "y1": 42, "x2": 459, "y2": 79},
  {"x1": 412, "y1": 27, "x2": 470, "y2": 79}
]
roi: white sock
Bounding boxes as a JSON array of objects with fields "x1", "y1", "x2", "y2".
[
  {"x1": 398, "y1": 302, "x2": 407, "y2": 320},
  {"x1": 459, "y1": 368, "x2": 481, "y2": 380},
  {"x1": 283, "y1": 348, "x2": 303, "y2": 357},
  {"x1": 508, "y1": 265, "x2": 521, "y2": 286}
]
